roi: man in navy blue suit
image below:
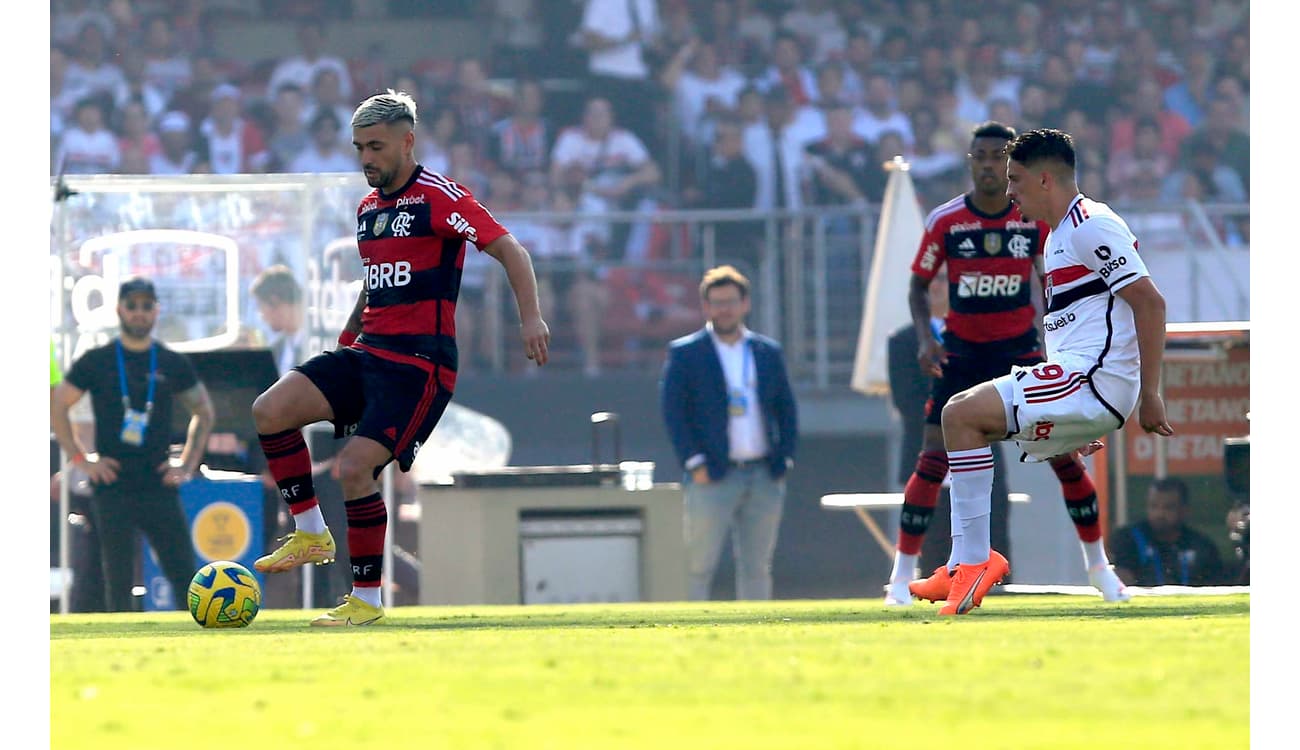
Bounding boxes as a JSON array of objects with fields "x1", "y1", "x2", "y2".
[{"x1": 660, "y1": 265, "x2": 799, "y2": 600}]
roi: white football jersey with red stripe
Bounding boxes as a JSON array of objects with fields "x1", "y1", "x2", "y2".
[{"x1": 1042, "y1": 194, "x2": 1149, "y2": 384}]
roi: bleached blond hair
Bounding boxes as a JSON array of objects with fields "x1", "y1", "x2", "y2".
[{"x1": 351, "y1": 89, "x2": 418, "y2": 129}]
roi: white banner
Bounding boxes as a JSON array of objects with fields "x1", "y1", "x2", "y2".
[{"x1": 850, "y1": 160, "x2": 925, "y2": 396}]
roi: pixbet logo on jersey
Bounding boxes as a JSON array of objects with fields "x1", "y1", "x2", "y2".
[{"x1": 956, "y1": 273, "x2": 1022, "y2": 298}]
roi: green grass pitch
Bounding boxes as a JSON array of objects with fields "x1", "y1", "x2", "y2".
[{"x1": 51, "y1": 595, "x2": 1248, "y2": 749}]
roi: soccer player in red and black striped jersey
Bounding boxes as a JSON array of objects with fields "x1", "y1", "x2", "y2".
[
  {"x1": 883, "y1": 122, "x2": 1128, "y2": 608},
  {"x1": 250, "y1": 90, "x2": 551, "y2": 626}
]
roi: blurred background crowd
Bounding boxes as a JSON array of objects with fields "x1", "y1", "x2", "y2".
[
  {"x1": 51, "y1": 0, "x2": 1249, "y2": 212},
  {"x1": 50, "y1": 0, "x2": 1250, "y2": 377}
]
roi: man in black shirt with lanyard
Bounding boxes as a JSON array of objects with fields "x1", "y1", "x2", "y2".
[{"x1": 51, "y1": 277, "x2": 215, "y2": 612}]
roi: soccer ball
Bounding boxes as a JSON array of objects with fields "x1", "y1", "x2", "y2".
[{"x1": 188, "y1": 560, "x2": 262, "y2": 629}]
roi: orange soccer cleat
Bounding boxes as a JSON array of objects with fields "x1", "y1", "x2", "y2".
[
  {"x1": 939, "y1": 551, "x2": 1011, "y2": 616},
  {"x1": 908, "y1": 565, "x2": 954, "y2": 603}
]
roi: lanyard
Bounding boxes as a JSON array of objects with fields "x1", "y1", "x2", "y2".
[{"x1": 116, "y1": 339, "x2": 157, "y2": 416}]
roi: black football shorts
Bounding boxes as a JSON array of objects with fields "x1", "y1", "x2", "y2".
[{"x1": 294, "y1": 346, "x2": 454, "y2": 474}]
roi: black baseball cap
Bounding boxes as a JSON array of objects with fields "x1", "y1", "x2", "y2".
[{"x1": 118, "y1": 277, "x2": 157, "y2": 300}]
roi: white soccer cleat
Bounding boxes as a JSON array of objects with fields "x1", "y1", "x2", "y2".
[
  {"x1": 883, "y1": 579, "x2": 914, "y2": 607},
  {"x1": 1088, "y1": 563, "x2": 1132, "y2": 602}
]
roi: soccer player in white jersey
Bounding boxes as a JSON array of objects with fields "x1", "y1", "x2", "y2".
[{"x1": 925, "y1": 128, "x2": 1174, "y2": 615}]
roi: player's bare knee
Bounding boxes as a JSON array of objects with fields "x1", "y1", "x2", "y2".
[
  {"x1": 333, "y1": 453, "x2": 371, "y2": 493},
  {"x1": 250, "y1": 391, "x2": 281, "y2": 433}
]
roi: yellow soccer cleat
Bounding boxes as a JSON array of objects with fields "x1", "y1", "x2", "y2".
[
  {"x1": 310, "y1": 594, "x2": 385, "y2": 627},
  {"x1": 253, "y1": 528, "x2": 336, "y2": 574}
]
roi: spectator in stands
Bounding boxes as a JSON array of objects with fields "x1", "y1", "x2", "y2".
[
  {"x1": 115, "y1": 98, "x2": 161, "y2": 175},
  {"x1": 265, "y1": 84, "x2": 312, "y2": 172},
  {"x1": 661, "y1": 38, "x2": 747, "y2": 153},
  {"x1": 733, "y1": 0, "x2": 776, "y2": 67},
  {"x1": 953, "y1": 45, "x2": 1019, "y2": 130},
  {"x1": 837, "y1": 30, "x2": 878, "y2": 107},
  {"x1": 266, "y1": 19, "x2": 353, "y2": 103},
  {"x1": 1179, "y1": 93, "x2": 1250, "y2": 192},
  {"x1": 549, "y1": 95, "x2": 662, "y2": 219},
  {"x1": 1109, "y1": 76, "x2": 1193, "y2": 162},
  {"x1": 1014, "y1": 80, "x2": 1052, "y2": 133},
  {"x1": 140, "y1": 13, "x2": 192, "y2": 101},
  {"x1": 52, "y1": 0, "x2": 116, "y2": 48},
  {"x1": 419, "y1": 107, "x2": 461, "y2": 176},
  {"x1": 446, "y1": 140, "x2": 490, "y2": 196},
  {"x1": 855, "y1": 72, "x2": 914, "y2": 147},
  {"x1": 874, "y1": 26, "x2": 918, "y2": 82},
  {"x1": 574, "y1": 0, "x2": 663, "y2": 154},
  {"x1": 802, "y1": 99, "x2": 873, "y2": 207},
  {"x1": 1109, "y1": 478, "x2": 1225, "y2": 586},
  {"x1": 487, "y1": 0, "x2": 546, "y2": 77},
  {"x1": 200, "y1": 84, "x2": 270, "y2": 175},
  {"x1": 1061, "y1": 108, "x2": 1107, "y2": 197},
  {"x1": 808, "y1": 59, "x2": 851, "y2": 111},
  {"x1": 1164, "y1": 46, "x2": 1216, "y2": 128},
  {"x1": 306, "y1": 67, "x2": 358, "y2": 148},
  {"x1": 684, "y1": 116, "x2": 759, "y2": 270},
  {"x1": 491, "y1": 77, "x2": 552, "y2": 175},
  {"x1": 699, "y1": 0, "x2": 746, "y2": 70},
  {"x1": 686, "y1": 116, "x2": 757, "y2": 212},
  {"x1": 779, "y1": 0, "x2": 844, "y2": 64},
  {"x1": 742, "y1": 87, "x2": 805, "y2": 213},
  {"x1": 660, "y1": 264, "x2": 798, "y2": 601},
  {"x1": 58, "y1": 97, "x2": 120, "y2": 175},
  {"x1": 447, "y1": 57, "x2": 512, "y2": 163},
  {"x1": 1107, "y1": 117, "x2": 1172, "y2": 203},
  {"x1": 63, "y1": 20, "x2": 127, "y2": 107},
  {"x1": 907, "y1": 105, "x2": 965, "y2": 202},
  {"x1": 757, "y1": 31, "x2": 817, "y2": 107},
  {"x1": 149, "y1": 110, "x2": 202, "y2": 175},
  {"x1": 507, "y1": 170, "x2": 610, "y2": 377},
  {"x1": 1161, "y1": 140, "x2": 1247, "y2": 204},
  {"x1": 289, "y1": 108, "x2": 355, "y2": 173},
  {"x1": 113, "y1": 47, "x2": 168, "y2": 123},
  {"x1": 1000, "y1": 3, "x2": 1046, "y2": 79},
  {"x1": 51, "y1": 46, "x2": 85, "y2": 150},
  {"x1": 167, "y1": 51, "x2": 226, "y2": 129},
  {"x1": 1080, "y1": 0, "x2": 1124, "y2": 82}
]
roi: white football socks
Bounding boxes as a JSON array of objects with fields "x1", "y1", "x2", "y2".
[
  {"x1": 294, "y1": 505, "x2": 326, "y2": 535},
  {"x1": 1081, "y1": 538, "x2": 1110, "y2": 570},
  {"x1": 948, "y1": 447, "x2": 995, "y2": 566},
  {"x1": 351, "y1": 586, "x2": 382, "y2": 607},
  {"x1": 890, "y1": 551, "x2": 918, "y2": 584}
]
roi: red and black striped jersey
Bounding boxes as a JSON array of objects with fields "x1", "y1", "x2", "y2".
[
  {"x1": 353, "y1": 164, "x2": 507, "y2": 371},
  {"x1": 910, "y1": 194, "x2": 1048, "y2": 351}
]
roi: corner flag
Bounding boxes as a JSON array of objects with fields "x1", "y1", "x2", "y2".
[{"x1": 850, "y1": 158, "x2": 925, "y2": 396}]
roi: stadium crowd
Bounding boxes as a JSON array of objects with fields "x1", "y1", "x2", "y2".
[
  {"x1": 51, "y1": 0, "x2": 1250, "y2": 373},
  {"x1": 52, "y1": 0, "x2": 1249, "y2": 212}
]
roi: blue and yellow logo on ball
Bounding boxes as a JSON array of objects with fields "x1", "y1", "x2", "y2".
[{"x1": 191, "y1": 501, "x2": 251, "y2": 561}]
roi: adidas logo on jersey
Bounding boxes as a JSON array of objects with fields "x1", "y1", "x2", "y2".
[{"x1": 958, "y1": 238, "x2": 975, "y2": 250}]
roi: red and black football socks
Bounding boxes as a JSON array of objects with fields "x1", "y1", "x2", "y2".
[
  {"x1": 896, "y1": 450, "x2": 949, "y2": 554},
  {"x1": 1050, "y1": 454, "x2": 1102, "y2": 542},
  {"x1": 259, "y1": 429, "x2": 325, "y2": 533},
  {"x1": 345, "y1": 492, "x2": 387, "y2": 604}
]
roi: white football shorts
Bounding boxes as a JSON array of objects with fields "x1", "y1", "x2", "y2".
[{"x1": 992, "y1": 355, "x2": 1139, "y2": 462}]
